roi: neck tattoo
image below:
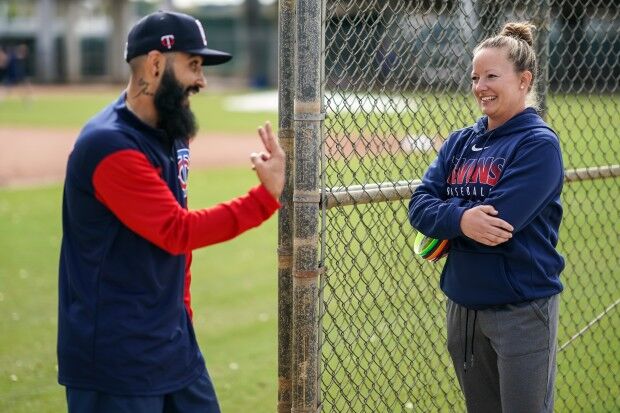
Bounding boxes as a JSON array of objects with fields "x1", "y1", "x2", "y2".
[{"x1": 134, "y1": 78, "x2": 155, "y2": 98}]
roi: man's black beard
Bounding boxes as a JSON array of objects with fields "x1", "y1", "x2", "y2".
[{"x1": 153, "y1": 67, "x2": 199, "y2": 144}]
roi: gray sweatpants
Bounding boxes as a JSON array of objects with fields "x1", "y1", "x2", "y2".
[{"x1": 447, "y1": 295, "x2": 559, "y2": 413}]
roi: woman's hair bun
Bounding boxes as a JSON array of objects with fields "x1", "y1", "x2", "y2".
[{"x1": 501, "y1": 22, "x2": 536, "y2": 47}]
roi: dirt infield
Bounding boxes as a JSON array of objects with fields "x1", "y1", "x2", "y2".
[{"x1": 0, "y1": 127, "x2": 259, "y2": 188}]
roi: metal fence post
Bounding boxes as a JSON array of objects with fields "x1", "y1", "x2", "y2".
[
  {"x1": 292, "y1": 0, "x2": 323, "y2": 411},
  {"x1": 277, "y1": 0, "x2": 296, "y2": 412},
  {"x1": 533, "y1": 0, "x2": 551, "y2": 119}
]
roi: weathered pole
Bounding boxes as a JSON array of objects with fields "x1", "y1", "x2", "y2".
[
  {"x1": 277, "y1": 0, "x2": 295, "y2": 411},
  {"x1": 292, "y1": 0, "x2": 323, "y2": 410},
  {"x1": 36, "y1": 0, "x2": 56, "y2": 82},
  {"x1": 532, "y1": 0, "x2": 551, "y2": 119}
]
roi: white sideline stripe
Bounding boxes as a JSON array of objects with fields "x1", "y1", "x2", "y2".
[{"x1": 225, "y1": 91, "x2": 417, "y2": 114}]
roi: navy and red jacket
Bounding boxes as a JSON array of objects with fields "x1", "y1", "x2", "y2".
[
  {"x1": 57, "y1": 93, "x2": 280, "y2": 395},
  {"x1": 409, "y1": 108, "x2": 565, "y2": 309}
]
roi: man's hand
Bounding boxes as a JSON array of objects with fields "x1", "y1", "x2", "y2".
[
  {"x1": 460, "y1": 205, "x2": 513, "y2": 246},
  {"x1": 251, "y1": 121, "x2": 285, "y2": 199}
]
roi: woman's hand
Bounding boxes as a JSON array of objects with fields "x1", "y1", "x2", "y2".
[{"x1": 460, "y1": 205, "x2": 514, "y2": 246}]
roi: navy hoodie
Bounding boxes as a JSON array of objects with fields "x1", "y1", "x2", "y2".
[{"x1": 409, "y1": 108, "x2": 565, "y2": 309}]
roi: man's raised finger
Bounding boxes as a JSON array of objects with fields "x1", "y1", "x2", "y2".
[
  {"x1": 264, "y1": 122, "x2": 281, "y2": 153},
  {"x1": 257, "y1": 126, "x2": 270, "y2": 153},
  {"x1": 258, "y1": 122, "x2": 277, "y2": 153}
]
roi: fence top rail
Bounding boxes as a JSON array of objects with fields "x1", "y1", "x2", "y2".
[{"x1": 323, "y1": 165, "x2": 620, "y2": 209}]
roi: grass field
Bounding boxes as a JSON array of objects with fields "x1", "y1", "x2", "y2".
[
  {"x1": 319, "y1": 91, "x2": 620, "y2": 411},
  {"x1": 0, "y1": 88, "x2": 277, "y2": 135},
  {"x1": 3, "y1": 89, "x2": 618, "y2": 171},
  {"x1": 320, "y1": 177, "x2": 620, "y2": 412},
  {"x1": 1, "y1": 176, "x2": 618, "y2": 412},
  {"x1": 0, "y1": 89, "x2": 618, "y2": 412},
  {"x1": 0, "y1": 168, "x2": 280, "y2": 412}
]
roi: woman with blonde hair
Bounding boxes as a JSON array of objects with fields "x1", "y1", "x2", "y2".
[{"x1": 409, "y1": 22, "x2": 564, "y2": 412}]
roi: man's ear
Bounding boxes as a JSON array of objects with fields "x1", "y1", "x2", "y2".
[{"x1": 145, "y1": 51, "x2": 164, "y2": 78}]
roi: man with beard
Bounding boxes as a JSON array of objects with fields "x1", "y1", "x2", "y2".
[{"x1": 57, "y1": 11, "x2": 284, "y2": 413}]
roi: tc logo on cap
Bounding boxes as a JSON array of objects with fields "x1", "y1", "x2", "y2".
[
  {"x1": 195, "y1": 19, "x2": 207, "y2": 46},
  {"x1": 161, "y1": 35, "x2": 175, "y2": 50}
]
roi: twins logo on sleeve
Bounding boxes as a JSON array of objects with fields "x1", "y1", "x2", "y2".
[{"x1": 177, "y1": 148, "x2": 190, "y2": 198}]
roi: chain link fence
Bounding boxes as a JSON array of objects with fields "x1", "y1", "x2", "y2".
[{"x1": 279, "y1": 0, "x2": 619, "y2": 411}]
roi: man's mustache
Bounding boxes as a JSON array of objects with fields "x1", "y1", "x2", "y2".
[{"x1": 186, "y1": 86, "x2": 200, "y2": 96}]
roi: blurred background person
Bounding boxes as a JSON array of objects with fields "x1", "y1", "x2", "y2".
[{"x1": 3, "y1": 43, "x2": 32, "y2": 103}]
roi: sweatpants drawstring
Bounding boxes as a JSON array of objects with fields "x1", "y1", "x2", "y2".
[
  {"x1": 470, "y1": 310, "x2": 478, "y2": 369},
  {"x1": 464, "y1": 309, "x2": 478, "y2": 372},
  {"x1": 464, "y1": 308, "x2": 469, "y2": 372}
]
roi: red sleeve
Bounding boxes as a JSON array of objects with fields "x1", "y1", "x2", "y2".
[{"x1": 92, "y1": 149, "x2": 280, "y2": 255}]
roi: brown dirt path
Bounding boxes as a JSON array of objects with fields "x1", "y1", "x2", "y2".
[{"x1": 0, "y1": 127, "x2": 260, "y2": 188}]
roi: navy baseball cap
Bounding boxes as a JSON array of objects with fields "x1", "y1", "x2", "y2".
[{"x1": 124, "y1": 10, "x2": 232, "y2": 66}]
